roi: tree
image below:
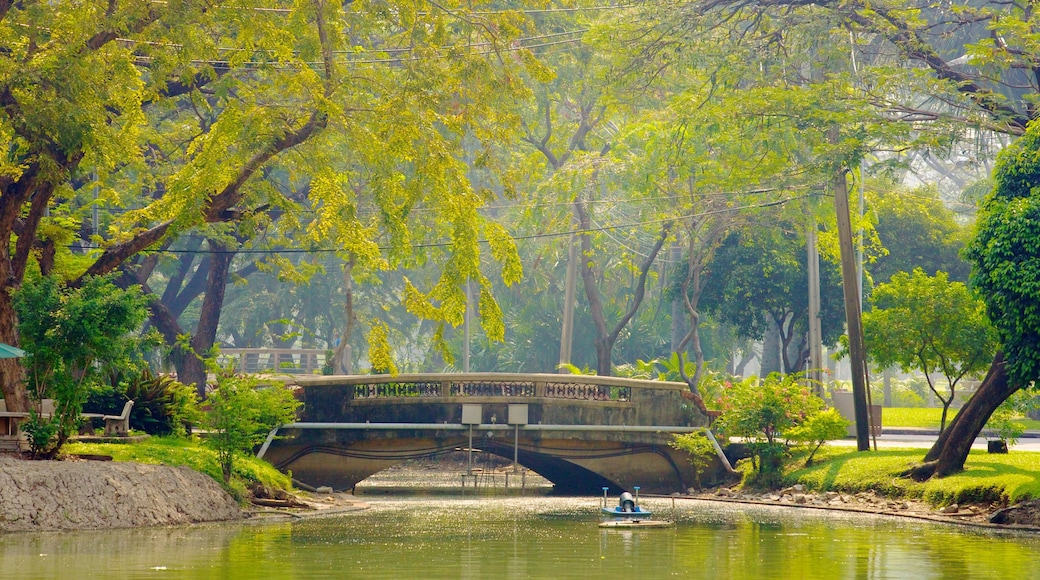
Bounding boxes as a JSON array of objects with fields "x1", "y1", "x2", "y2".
[
  {"x1": 909, "y1": 121, "x2": 1040, "y2": 478},
  {"x1": 203, "y1": 373, "x2": 300, "y2": 485},
  {"x1": 14, "y1": 274, "x2": 150, "y2": 457},
  {"x1": 700, "y1": 224, "x2": 846, "y2": 374},
  {"x1": 863, "y1": 269, "x2": 997, "y2": 432},
  {"x1": 867, "y1": 184, "x2": 973, "y2": 285},
  {"x1": 1, "y1": 2, "x2": 533, "y2": 406}
]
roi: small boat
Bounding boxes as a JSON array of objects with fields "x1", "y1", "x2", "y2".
[{"x1": 600, "y1": 487, "x2": 652, "y2": 518}]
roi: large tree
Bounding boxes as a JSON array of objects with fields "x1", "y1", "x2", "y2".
[
  {"x1": 0, "y1": 1, "x2": 535, "y2": 408},
  {"x1": 610, "y1": 0, "x2": 1040, "y2": 475},
  {"x1": 913, "y1": 121, "x2": 1040, "y2": 478}
]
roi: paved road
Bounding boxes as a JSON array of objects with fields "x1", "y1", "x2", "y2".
[{"x1": 829, "y1": 430, "x2": 1040, "y2": 452}]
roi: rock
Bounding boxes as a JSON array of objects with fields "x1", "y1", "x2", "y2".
[
  {"x1": 315, "y1": 486, "x2": 334, "y2": 494},
  {"x1": 792, "y1": 484, "x2": 804, "y2": 492},
  {"x1": 989, "y1": 500, "x2": 1040, "y2": 525},
  {"x1": 0, "y1": 457, "x2": 241, "y2": 532},
  {"x1": 793, "y1": 494, "x2": 807, "y2": 504},
  {"x1": 939, "y1": 504, "x2": 960, "y2": 514}
]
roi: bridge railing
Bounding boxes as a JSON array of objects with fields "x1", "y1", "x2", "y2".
[
  {"x1": 292, "y1": 373, "x2": 690, "y2": 403},
  {"x1": 219, "y1": 349, "x2": 326, "y2": 374}
]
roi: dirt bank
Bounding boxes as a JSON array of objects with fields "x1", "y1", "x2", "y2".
[{"x1": 0, "y1": 456, "x2": 242, "y2": 532}]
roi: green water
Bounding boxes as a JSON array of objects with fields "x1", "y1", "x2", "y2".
[{"x1": 2, "y1": 496, "x2": 1038, "y2": 579}]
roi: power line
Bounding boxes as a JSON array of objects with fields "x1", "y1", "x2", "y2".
[{"x1": 73, "y1": 194, "x2": 806, "y2": 257}]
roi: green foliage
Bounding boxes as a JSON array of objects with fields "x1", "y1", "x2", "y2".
[
  {"x1": 784, "y1": 409, "x2": 850, "y2": 466},
  {"x1": 322, "y1": 350, "x2": 335, "y2": 375},
  {"x1": 556, "y1": 363, "x2": 596, "y2": 375},
  {"x1": 123, "y1": 369, "x2": 200, "y2": 437},
  {"x1": 21, "y1": 412, "x2": 60, "y2": 459},
  {"x1": 866, "y1": 183, "x2": 973, "y2": 284},
  {"x1": 367, "y1": 322, "x2": 398, "y2": 375},
  {"x1": 966, "y1": 121, "x2": 1040, "y2": 389},
  {"x1": 670, "y1": 431, "x2": 717, "y2": 489},
  {"x1": 863, "y1": 269, "x2": 997, "y2": 431},
  {"x1": 14, "y1": 274, "x2": 150, "y2": 457},
  {"x1": 986, "y1": 390, "x2": 1037, "y2": 445},
  {"x1": 202, "y1": 375, "x2": 300, "y2": 484},
  {"x1": 699, "y1": 225, "x2": 846, "y2": 373},
  {"x1": 65, "y1": 436, "x2": 292, "y2": 501},
  {"x1": 713, "y1": 373, "x2": 824, "y2": 487}
]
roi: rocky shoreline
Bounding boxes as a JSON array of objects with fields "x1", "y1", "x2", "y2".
[
  {"x1": 2, "y1": 456, "x2": 1038, "y2": 533},
  {"x1": 677, "y1": 485, "x2": 1040, "y2": 531},
  {"x1": 0, "y1": 456, "x2": 242, "y2": 532}
]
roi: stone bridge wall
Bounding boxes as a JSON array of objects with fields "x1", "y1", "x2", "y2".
[{"x1": 289, "y1": 373, "x2": 707, "y2": 428}]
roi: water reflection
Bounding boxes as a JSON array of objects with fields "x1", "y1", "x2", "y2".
[{"x1": 2, "y1": 497, "x2": 1038, "y2": 579}]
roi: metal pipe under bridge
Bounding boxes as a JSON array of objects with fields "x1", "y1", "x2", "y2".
[{"x1": 261, "y1": 373, "x2": 730, "y2": 494}]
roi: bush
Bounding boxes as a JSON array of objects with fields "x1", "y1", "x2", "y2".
[
  {"x1": 713, "y1": 373, "x2": 824, "y2": 488},
  {"x1": 124, "y1": 369, "x2": 201, "y2": 436},
  {"x1": 670, "y1": 431, "x2": 717, "y2": 490},
  {"x1": 203, "y1": 374, "x2": 300, "y2": 483},
  {"x1": 784, "y1": 409, "x2": 850, "y2": 465}
]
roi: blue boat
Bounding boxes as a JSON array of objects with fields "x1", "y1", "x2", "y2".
[{"x1": 600, "y1": 487, "x2": 652, "y2": 518}]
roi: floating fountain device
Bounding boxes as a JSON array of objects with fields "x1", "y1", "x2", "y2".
[{"x1": 599, "y1": 485, "x2": 674, "y2": 528}]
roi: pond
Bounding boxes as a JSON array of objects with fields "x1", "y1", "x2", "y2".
[{"x1": 2, "y1": 496, "x2": 1037, "y2": 579}]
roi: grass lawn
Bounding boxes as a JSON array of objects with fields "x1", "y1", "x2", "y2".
[
  {"x1": 64, "y1": 436, "x2": 291, "y2": 500},
  {"x1": 785, "y1": 445, "x2": 1040, "y2": 506},
  {"x1": 882, "y1": 407, "x2": 1040, "y2": 431}
]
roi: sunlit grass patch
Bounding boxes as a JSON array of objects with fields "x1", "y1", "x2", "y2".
[
  {"x1": 65, "y1": 436, "x2": 291, "y2": 500},
  {"x1": 882, "y1": 407, "x2": 1040, "y2": 430},
  {"x1": 785, "y1": 446, "x2": 1040, "y2": 506}
]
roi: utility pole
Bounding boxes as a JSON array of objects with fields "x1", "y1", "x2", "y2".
[
  {"x1": 806, "y1": 217, "x2": 824, "y2": 395},
  {"x1": 830, "y1": 127, "x2": 871, "y2": 451},
  {"x1": 558, "y1": 228, "x2": 578, "y2": 371}
]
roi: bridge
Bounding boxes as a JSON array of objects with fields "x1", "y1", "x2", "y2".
[{"x1": 259, "y1": 373, "x2": 730, "y2": 494}]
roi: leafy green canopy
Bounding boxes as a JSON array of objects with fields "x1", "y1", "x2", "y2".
[{"x1": 966, "y1": 122, "x2": 1040, "y2": 388}]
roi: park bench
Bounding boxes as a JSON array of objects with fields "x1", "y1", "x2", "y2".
[
  {"x1": 0, "y1": 399, "x2": 55, "y2": 452},
  {"x1": 82, "y1": 400, "x2": 134, "y2": 436}
]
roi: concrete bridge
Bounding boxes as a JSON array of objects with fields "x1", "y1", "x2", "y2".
[{"x1": 260, "y1": 373, "x2": 727, "y2": 495}]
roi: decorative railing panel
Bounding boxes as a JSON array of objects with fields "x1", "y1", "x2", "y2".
[
  {"x1": 354, "y1": 381, "x2": 442, "y2": 399},
  {"x1": 544, "y1": 382, "x2": 631, "y2": 401},
  {"x1": 450, "y1": 380, "x2": 536, "y2": 397}
]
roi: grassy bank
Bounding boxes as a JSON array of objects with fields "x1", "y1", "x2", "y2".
[
  {"x1": 784, "y1": 446, "x2": 1040, "y2": 506},
  {"x1": 65, "y1": 437, "x2": 291, "y2": 500},
  {"x1": 882, "y1": 407, "x2": 1040, "y2": 430}
]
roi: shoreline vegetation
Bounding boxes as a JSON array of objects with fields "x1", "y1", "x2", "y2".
[{"x1": 3, "y1": 436, "x2": 1040, "y2": 533}]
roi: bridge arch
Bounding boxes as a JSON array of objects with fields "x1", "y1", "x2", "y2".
[{"x1": 262, "y1": 373, "x2": 728, "y2": 494}]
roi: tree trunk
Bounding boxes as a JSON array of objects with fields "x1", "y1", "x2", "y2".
[
  {"x1": 760, "y1": 323, "x2": 782, "y2": 376},
  {"x1": 0, "y1": 292, "x2": 28, "y2": 411},
  {"x1": 909, "y1": 352, "x2": 1017, "y2": 479},
  {"x1": 183, "y1": 239, "x2": 235, "y2": 398}
]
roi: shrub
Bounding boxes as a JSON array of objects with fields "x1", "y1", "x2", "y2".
[
  {"x1": 670, "y1": 430, "x2": 717, "y2": 489},
  {"x1": 124, "y1": 369, "x2": 200, "y2": 436},
  {"x1": 784, "y1": 409, "x2": 851, "y2": 465},
  {"x1": 713, "y1": 373, "x2": 824, "y2": 488},
  {"x1": 203, "y1": 374, "x2": 300, "y2": 483}
]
